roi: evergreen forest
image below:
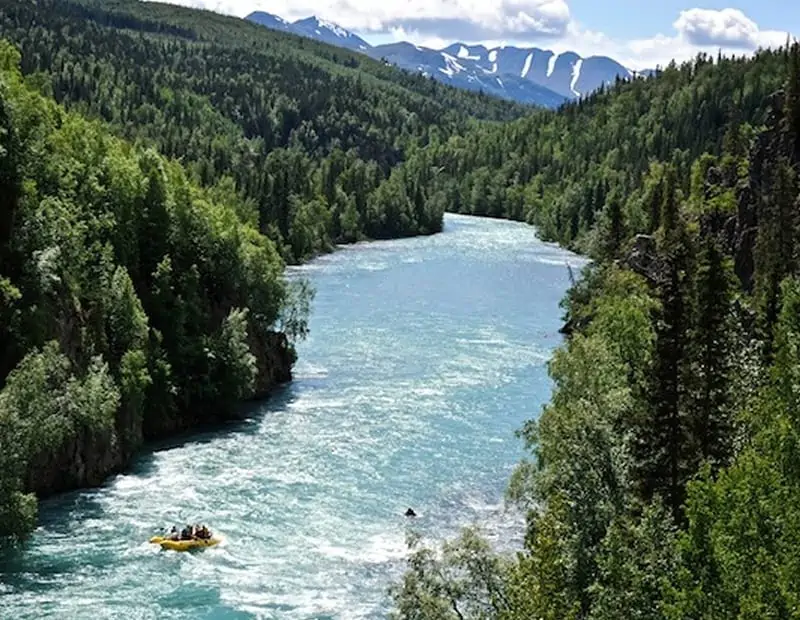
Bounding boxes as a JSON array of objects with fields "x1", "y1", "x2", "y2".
[
  {"x1": 2, "y1": 1, "x2": 800, "y2": 616},
  {"x1": 392, "y1": 41, "x2": 800, "y2": 620}
]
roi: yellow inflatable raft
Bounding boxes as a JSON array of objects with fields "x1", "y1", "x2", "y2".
[{"x1": 150, "y1": 535, "x2": 221, "y2": 551}]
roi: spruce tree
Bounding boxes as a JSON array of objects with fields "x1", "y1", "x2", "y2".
[
  {"x1": 635, "y1": 168, "x2": 694, "y2": 522},
  {"x1": 755, "y1": 159, "x2": 797, "y2": 352},
  {"x1": 0, "y1": 84, "x2": 20, "y2": 266},
  {"x1": 686, "y1": 234, "x2": 736, "y2": 471},
  {"x1": 601, "y1": 192, "x2": 625, "y2": 259},
  {"x1": 648, "y1": 176, "x2": 664, "y2": 233},
  {"x1": 784, "y1": 43, "x2": 800, "y2": 164}
]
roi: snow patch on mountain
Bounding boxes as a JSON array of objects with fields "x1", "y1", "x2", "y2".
[
  {"x1": 439, "y1": 52, "x2": 466, "y2": 78},
  {"x1": 570, "y1": 58, "x2": 583, "y2": 97},
  {"x1": 246, "y1": 11, "x2": 290, "y2": 31},
  {"x1": 547, "y1": 53, "x2": 558, "y2": 77},
  {"x1": 521, "y1": 53, "x2": 533, "y2": 78},
  {"x1": 457, "y1": 45, "x2": 481, "y2": 60},
  {"x1": 316, "y1": 17, "x2": 348, "y2": 38}
]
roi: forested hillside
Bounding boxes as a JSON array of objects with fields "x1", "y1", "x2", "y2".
[
  {"x1": 392, "y1": 45, "x2": 800, "y2": 619},
  {"x1": 0, "y1": 0, "x2": 523, "y2": 263},
  {"x1": 404, "y1": 49, "x2": 786, "y2": 253},
  {"x1": 0, "y1": 40, "x2": 305, "y2": 537}
]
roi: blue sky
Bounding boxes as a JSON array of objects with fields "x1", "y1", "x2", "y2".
[
  {"x1": 163, "y1": 1, "x2": 798, "y2": 69},
  {"x1": 567, "y1": 0, "x2": 797, "y2": 41}
]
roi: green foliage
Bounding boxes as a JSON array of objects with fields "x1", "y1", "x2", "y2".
[
  {"x1": 0, "y1": 343, "x2": 119, "y2": 537},
  {"x1": 277, "y1": 280, "x2": 315, "y2": 345},
  {"x1": 106, "y1": 267, "x2": 148, "y2": 366},
  {"x1": 0, "y1": 0, "x2": 526, "y2": 264},
  {"x1": 511, "y1": 323, "x2": 638, "y2": 614},
  {"x1": 395, "y1": 44, "x2": 800, "y2": 619},
  {"x1": 391, "y1": 528, "x2": 515, "y2": 620},
  {"x1": 590, "y1": 502, "x2": 678, "y2": 620},
  {"x1": 684, "y1": 235, "x2": 737, "y2": 471},
  {"x1": 0, "y1": 44, "x2": 301, "y2": 537},
  {"x1": 289, "y1": 197, "x2": 333, "y2": 261},
  {"x1": 117, "y1": 348, "x2": 151, "y2": 456},
  {"x1": 583, "y1": 267, "x2": 658, "y2": 392},
  {"x1": 213, "y1": 308, "x2": 257, "y2": 405},
  {"x1": 3, "y1": 344, "x2": 102, "y2": 452},
  {"x1": 755, "y1": 159, "x2": 798, "y2": 347},
  {"x1": 664, "y1": 280, "x2": 800, "y2": 618},
  {"x1": 510, "y1": 497, "x2": 582, "y2": 620}
]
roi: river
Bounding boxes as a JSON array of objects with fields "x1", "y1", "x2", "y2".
[{"x1": 0, "y1": 214, "x2": 586, "y2": 619}]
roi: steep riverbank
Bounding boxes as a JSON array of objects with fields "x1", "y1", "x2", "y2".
[
  {"x1": 24, "y1": 331, "x2": 295, "y2": 500},
  {"x1": 20, "y1": 226, "x2": 433, "y2": 502},
  {"x1": 1, "y1": 214, "x2": 585, "y2": 619},
  {"x1": 19, "y1": 229, "x2": 440, "y2": 502}
]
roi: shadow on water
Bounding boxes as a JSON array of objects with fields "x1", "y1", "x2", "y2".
[{"x1": 128, "y1": 382, "x2": 300, "y2": 480}]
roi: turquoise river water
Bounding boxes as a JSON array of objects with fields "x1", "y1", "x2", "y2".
[{"x1": 0, "y1": 214, "x2": 586, "y2": 619}]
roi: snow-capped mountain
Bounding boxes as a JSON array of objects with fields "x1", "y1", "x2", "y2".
[
  {"x1": 291, "y1": 16, "x2": 371, "y2": 52},
  {"x1": 373, "y1": 42, "x2": 567, "y2": 108},
  {"x1": 246, "y1": 11, "x2": 290, "y2": 32},
  {"x1": 248, "y1": 12, "x2": 370, "y2": 52},
  {"x1": 439, "y1": 44, "x2": 635, "y2": 99},
  {"x1": 245, "y1": 11, "x2": 638, "y2": 107}
]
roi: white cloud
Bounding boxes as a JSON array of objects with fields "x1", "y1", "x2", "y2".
[
  {"x1": 675, "y1": 8, "x2": 759, "y2": 48},
  {"x1": 557, "y1": 8, "x2": 791, "y2": 70},
  {"x1": 152, "y1": 0, "x2": 571, "y2": 38},
  {"x1": 499, "y1": 0, "x2": 571, "y2": 35},
  {"x1": 385, "y1": 27, "x2": 451, "y2": 52}
]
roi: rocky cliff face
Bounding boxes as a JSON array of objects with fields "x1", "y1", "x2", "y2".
[
  {"x1": 26, "y1": 331, "x2": 293, "y2": 498},
  {"x1": 252, "y1": 331, "x2": 294, "y2": 398},
  {"x1": 26, "y1": 425, "x2": 122, "y2": 497}
]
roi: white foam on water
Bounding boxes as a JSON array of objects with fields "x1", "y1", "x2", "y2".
[
  {"x1": 293, "y1": 361, "x2": 329, "y2": 378},
  {"x1": 359, "y1": 261, "x2": 389, "y2": 271}
]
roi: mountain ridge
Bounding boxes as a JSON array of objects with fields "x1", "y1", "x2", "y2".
[{"x1": 246, "y1": 10, "x2": 642, "y2": 107}]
